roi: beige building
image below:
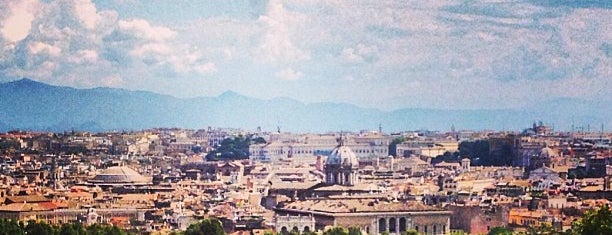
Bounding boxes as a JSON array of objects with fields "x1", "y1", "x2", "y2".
[{"x1": 275, "y1": 198, "x2": 451, "y2": 235}]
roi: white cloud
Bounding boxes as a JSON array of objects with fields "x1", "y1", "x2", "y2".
[
  {"x1": 256, "y1": 0, "x2": 310, "y2": 63},
  {"x1": 276, "y1": 68, "x2": 303, "y2": 81},
  {"x1": 130, "y1": 43, "x2": 172, "y2": 58},
  {"x1": 193, "y1": 62, "x2": 217, "y2": 74},
  {"x1": 118, "y1": 18, "x2": 176, "y2": 41},
  {"x1": 0, "y1": 0, "x2": 38, "y2": 42},
  {"x1": 28, "y1": 41, "x2": 61, "y2": 57},
  {"x1": 69, "y1": 49, "x2": 98, "y2": 64},
  {"x1": 74, "y1": 0, "x2": 101, "y2": 29}
]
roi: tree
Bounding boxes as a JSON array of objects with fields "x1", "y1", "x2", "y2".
[
  {"x1": 252, "y1": 137, "x2": 266, "y2": 144},
  {"x1": 526, "y1": 223, "x2": 559, "y2": 235},
  {"x1": 24, "y1": 220, "x2": 56, "y2": 235},
  {"x1": 185, "y1": 218, "x2": 226, "y2": 235},
  {"x1": 323, "y1": 227, "x2": 348, "y2": 235},
  {"x1": 205, "y1": 136, "x2": 252, "y2": 161},
  {"x1": 449, "y1": 231, "x2": 467, "y2": 235},
  {"x1": 0, "y1": 219, "x2": 25, "y2": 235},
  {"x1": 59, "y1": 223, "x2": 86, "y2": 235},
  {"x1": 388, "y1": 137, "x2": 406, "y2": 157},
  {"x1": 347, "y1": 227, "x2": 362, "y2": 235},
  {"x1": 432, "y1": 151, "x2": 460, "y2": 164},
  {"x1": 458, "y1": 140, "x2": 495, "y2": 166},
  {"x1": 569, "y1": 204, "x2": 612, "y2": 235},
  {"x1": 85, "y1": 223, "x2": 128, "y2": 235},
  {"x1": 402, "y1": 230, "x2": 420, "y2": 235},
  {"x1": 488, "y1": 226, "x2": 512, "y2": 235}
]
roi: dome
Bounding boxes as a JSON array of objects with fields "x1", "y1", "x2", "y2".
[
  {"x1": 540, "y1": 146, "x2": 556, "y2": 158},
  {"x1": 89, "y1": 166, "x2": 151, "y2": 185},
  {"x1": 326, "y1": 145, "x2": 358, "y2": 168}
]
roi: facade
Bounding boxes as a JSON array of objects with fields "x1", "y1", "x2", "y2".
[
  {"x1": 447, "y1": 205, "x2": 508, "y2": 234},
  {"x1": 249, "y1": 133, "x2": 390, "y2": 162},
  {"x1": 275, "y1": 198, "x2": 451, "y2": 235},
  {"x1": 275, "y1": 214, "x2": 315, "y2": 234}
]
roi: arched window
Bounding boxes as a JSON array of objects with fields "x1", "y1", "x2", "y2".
[
  {"x1": 389, "y1": 218, "x2": 397, "y2": 233},
  {"x1": 399, "y1": 217, "x2": 407, "y2": 232},
  {"x1": 280, "y1": 226, "x2": 288, "y2": 235},
  {"x1": 379, "y1": 218, "x2": 387, "y2": 233}
]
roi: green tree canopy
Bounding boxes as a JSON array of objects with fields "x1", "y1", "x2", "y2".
[
  {"x1": 388, "y1": 137, "x2": 406, "y2": 157},
  {"x1": 0, "y1": 219, "x2": 24, "y2": 235},
  {"x1": 184, "y1": 218, "x2": 226, "y2": 235},
  {"x1": 347, "y1": 227, "x2": 362, "y2": 235},
  {"x1": 0, "y1": 220, "x2": 128, "y2": 235},
  {"x1": 401, "y1": 229, "x2": 420, "y2": 235},
  {"x1": 323, "y1": 227, "x2": 348, "y2": 235},
  {"x1": 570, "y1": 204, "x2": 612, "y2": 235},
  {"x1": 206, "y1": 135, "x2": 254, "y2": 161},
  {"x1": 488, "y1": 226, "x2": 512, "y2": 235},
  {"x1": 59, "y1": 223, "x2": 87, "y2": 235}
]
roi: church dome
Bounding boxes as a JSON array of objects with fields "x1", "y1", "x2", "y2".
[
  {"x1": 540, "y1": 146, "x2": 556, "y2": 158},
  {"x1": 326, "y1": 145, "x2": 358, "y2": 168},
  {"x1": 89, "y1": 166, "x2": 151, "y2": 185}
]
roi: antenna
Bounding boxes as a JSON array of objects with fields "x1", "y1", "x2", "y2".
[
  {"x1": 337, "y1": 131, "x2": 344, "y2": 146},
  {"x1": 601, "y1": 123, "x2": 605, "y2": 143}
]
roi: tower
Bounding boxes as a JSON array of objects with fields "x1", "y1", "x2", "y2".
[{"x1": 461, "y1": 158, "x2": 471, "y2": 172}]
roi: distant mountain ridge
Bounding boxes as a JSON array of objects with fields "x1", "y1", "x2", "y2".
[{"x1": 0, "y1": 78, "x2": 609, "y2": 132}]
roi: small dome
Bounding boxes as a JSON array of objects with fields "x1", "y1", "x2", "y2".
[
  {"x1": 89, "y1": 166, "x2": 151, "y2": 185},
  {"x1": 326, "y1": 145, "x2": 358, "y2": 168},
  {"x1": 540, "y1": 146, "x2": 556, "y2": 158}
]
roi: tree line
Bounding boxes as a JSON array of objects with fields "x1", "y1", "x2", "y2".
[{"x1": 0, "y1": 220, "x2": 128, "y2": 235}]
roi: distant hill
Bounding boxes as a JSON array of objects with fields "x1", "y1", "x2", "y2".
[{"x1": 0, "y1": 78, "x2": 609, "y2": 132}]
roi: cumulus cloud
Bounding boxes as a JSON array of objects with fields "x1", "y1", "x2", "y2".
[
  {"x1": 0, "y1": 0, "x2": 609, "y2": 108},
  {"x1": 118, "y1": 18, "x2": 176, "y2": 42},
  {"x1": 0, "y1": 0, "x2": 217, "y2": 88},
  {"x1": 0, "y1": 0, "x2": 38, "y2": 42},
  {"x1": 256, "y1": 0, "x2": 310, "y2": 63},
  {"x1": 276, "y1": 68, "x2": 303, "y2": 81}
]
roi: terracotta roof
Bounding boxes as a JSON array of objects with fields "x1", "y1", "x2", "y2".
[
  {"x1": 279, "y1": 198, "x2": 444, "y2": 213},
  {"x1": 5, "y1": 195, "x2": 50, "y2": 203},
  {"x1": 0, "y1": 202, "x2": 57, "y2": 212}
]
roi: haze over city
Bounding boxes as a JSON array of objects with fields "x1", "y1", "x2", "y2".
[{"x1": 0, "y1": 0, "x2": 610, "y2": 112}]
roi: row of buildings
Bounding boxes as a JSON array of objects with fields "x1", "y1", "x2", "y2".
[{"x1": 0, "y1": 124, "x2": 609, "y2": 234}]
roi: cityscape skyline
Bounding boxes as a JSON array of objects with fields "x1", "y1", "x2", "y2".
[{"x1": 0, "y1": 0, "x2": 610, "y2": 111}]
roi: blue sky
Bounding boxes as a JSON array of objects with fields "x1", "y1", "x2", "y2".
[{"x1": 0, "y1": 0, "x2": 610, "y2": 110}]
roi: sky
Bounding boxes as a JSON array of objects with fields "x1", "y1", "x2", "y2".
[{"x1": 0, "y1": 0, "x2": 610, "y2": 111}]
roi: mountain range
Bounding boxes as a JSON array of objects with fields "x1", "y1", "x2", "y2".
[{"x1": 0, "y1": 78, "x2": 609, "y2": 133}]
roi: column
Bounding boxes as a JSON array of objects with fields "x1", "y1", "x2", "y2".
[
  {"x1": 386, "y1": 217, "x2": 390, "y2": 233},
  {"x1": 395, "y1": 217, "x2": 400, "y2": 234}
]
